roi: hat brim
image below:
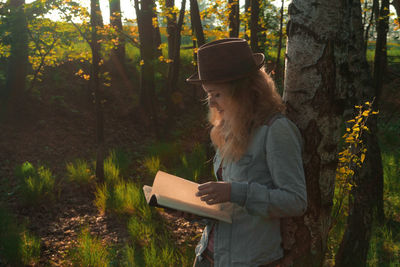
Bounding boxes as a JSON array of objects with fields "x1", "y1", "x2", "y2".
[{"x1": 186, "y1": 53, "x2": 265, "y2": 84}]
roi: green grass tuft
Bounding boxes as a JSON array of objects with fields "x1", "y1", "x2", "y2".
[
  {"x1": 21, "y1": 231, "x2": 41, "y2": 265},
  {"x1": 0, "y1": 207, "x2": 41, "y2": 265},
  {"x1": 66, "y1": 159, "x2": 94, "y2": 185},
  {"x1": 15, "y1": 162, "x2": 56, "y2": 205},
  {"x1": 69, "y1": 227, "x2": 111, "y2": 266}
]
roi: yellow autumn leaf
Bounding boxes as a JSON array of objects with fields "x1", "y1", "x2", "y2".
[{"x1": 360, "y1": 154, "x2": 365, "y2": 163}]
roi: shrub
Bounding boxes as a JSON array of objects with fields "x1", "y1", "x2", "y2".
[
  {"x1": 16, "y1": 162, "x2": 56, "y2": 205},
  {"x1": 69, "y1": 227, "x2": 110, "y2": 266},
  {"x1": 66, "y1": 159, "x2": 93, "y2": 185}
]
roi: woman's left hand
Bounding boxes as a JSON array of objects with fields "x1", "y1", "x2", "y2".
[{"x1": 196, "y1": 182, "x2": 231, "y2": 205}]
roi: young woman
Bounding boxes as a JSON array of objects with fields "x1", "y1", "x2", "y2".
[{"x1": 186, "y1": 38, "x2": 307, "y2": 267}]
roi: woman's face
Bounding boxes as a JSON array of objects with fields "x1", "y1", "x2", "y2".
[{"x1": 203, "y1": 83, "x2": 231, "y2": 118}]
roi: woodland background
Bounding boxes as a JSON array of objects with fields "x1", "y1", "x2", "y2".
[{"x1": 0, "y1": 0, "x2": 399, "y2": 266}]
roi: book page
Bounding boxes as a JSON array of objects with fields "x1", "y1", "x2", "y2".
[{"x1": 148, "y1": 171, "x2": 232, "y2": 223}]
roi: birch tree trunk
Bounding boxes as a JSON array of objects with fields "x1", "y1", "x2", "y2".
[
  {"x1": 284, "y1": 0, "x2": 384, "y2": 265},
  {"x1": 282, "y1": 0, "x2": 358, "y2": 265}
]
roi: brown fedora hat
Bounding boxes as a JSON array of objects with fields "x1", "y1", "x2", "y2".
[{"x1": 186, "y1": 38, "x2": 265, "y2": 84}]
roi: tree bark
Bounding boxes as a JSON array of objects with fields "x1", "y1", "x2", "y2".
[
  {"x1": 274, "y1": 0, "x2": 285, "y2": 80},
  {"x1": 1, "y1": 0, "x2": 28, "y2": 122},
  {"x1": 91, "y1": 0, "x2": 105, "y2": 181},
  {"x1": 334, "y1": 0, "x2": 383, "y2": 265},
  {"x1": 228, "y1": 0, "x2": 240, "y2": 37},
  {"x1": 153, "y1": 10, "x2": 162, "y2": 58},
  {"x1": 372, "y1": 0, "x2": 388, "y2": 224},
  {"x1": 393, "y1": 0, "x2": 400, "y2": 19},
  {"x1": 164, "y1": 0, "x2": 186, "y2": 123},
  {"x1": 281, "y1": 0, "x2": 372, "y2": 265},
  {"x1": 364, "y1": 0, "x2": 378, "y2": 50},
  {"x1": 166, "y1": 0, "x2": 177, "y2": 61},
  {"x1": 135, "y1": 0, "x2": 158, "y2": 132},
  {"x1": 109, "y1": 0, "x2": 125, "y2": 65},
  {"x1": 250, "y1": 0, "x2": 261, "y2": 53},
  {"x1": 244, "y1": 0, "x2": 250, "y2": 40},
  {"x1": 190, "y1": 0, "x2": 205, "y2": 47}
]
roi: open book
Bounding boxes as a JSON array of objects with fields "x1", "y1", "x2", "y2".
[{"x1": 143, "y1": 171, "x2": 233, "y2": 223}]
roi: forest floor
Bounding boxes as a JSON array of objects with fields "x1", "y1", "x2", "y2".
[{"x1": 0, "y1": 67, "x2": 208, "y2": 265}]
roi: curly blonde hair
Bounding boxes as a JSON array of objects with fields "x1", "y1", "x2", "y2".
[{"x1": 208, "y1": 68, "x2": 285, "y2": 162}]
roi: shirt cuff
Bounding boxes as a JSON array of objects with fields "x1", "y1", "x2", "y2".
[{"x1": 230, "y1": 182, "x2": 248, "y2": 206}]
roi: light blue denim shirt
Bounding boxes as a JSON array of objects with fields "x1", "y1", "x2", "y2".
[{"x1": 195, "y1": 116, "x2": 307, "y2": 267}]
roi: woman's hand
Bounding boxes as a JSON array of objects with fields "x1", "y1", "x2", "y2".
[{"x1": 196, "y1": 182, "x2": 231, "y2": 205}]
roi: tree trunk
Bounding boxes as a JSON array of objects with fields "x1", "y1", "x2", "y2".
[
  {"x1": 135, "y1": 0, "x2": 158, "y2": 133},
  {"x1": 153, "y1": 10, "x2": 162, "y2": 58},
  {"x1": 166, "y1": 0, "x2": 177, "y2": 61},
  {"x1": 228, "y1": 0, "x2": 240, "y2": 37},
  {"x1": 281, "y1": 0, "x2": 370, "y2": 265},
  {"x1": 334, "y1": 0, "x2": 383, "y2": 265},
  {"x1": 109, "y1": 0, "x2": 125, "y2": 65},
  {"x1": 372, "y1": 0, "x2": 388, "y2": 224},
  {"x1": 166, "y1": 0, "x2": 186, "y2": 110},
  {"x1": 244, "y1": 0, "x2": 250, "y2": 40},
  {"x1": 91, "y1": 0, "x2": 105, "y2": 181},
  {"x1": 250, "y1": 0, "x2": 261, "y2": 53},
  {"x1": 274, "y1": 0, "x2": 284, "y2": 80},
  {"x1": 1, "y1": 0, "x2": 28, "y2": 122},
  {"x1": 393, "y1": 0, "x2": 400, "y2": 19},
  {"x1": 364, "y1": 0, "x2": 378, "y2": 49},
  {"x1": 190, "y1": 0, "x2": 205, "y2": 47}
]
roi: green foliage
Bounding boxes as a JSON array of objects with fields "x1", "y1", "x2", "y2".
[
  {"x1": 120, "y1": 245, "x2": 137, "y2": 267},
  {"x1": 94, "y1": 183, "x2": 109, "y2": 214},
  {"x1": 144, "y1": 141, "x2": 208, "y2": 182},
  {"x1": 0, "y1": 207, "x2": 22, "y2": 263},
  {"x1": 66, "y1": 159, "x2": 94, "y2": 185},
  {"x1": 69, "y1": 227, "x2": 111, "y2": 267},
  {"x1": 143, "y1": 156, "x2": 162, "y2": 176},
  {"x1": 127, "y1": 216, "x2": 156, "y2": 245},
  {"x1": 111, "y1": 182, "x2": 145, "y2": 215},
  {"x1": 104, "y1": 153, "x2": 121, "y2": 186},
  {"x1": 15, "y1": 161, "x2": 56, "y2": 205},
  {"x1": 0, "y1": 207, "x2": 41, "y2": 265},
  {"x1": 20, "y1": 231, "x2": 41, "y2": 265},
  {"x1": 94, "y1": 178, "x2": 148, "y2": 217},
  {"x1": 175, "y1": 143, "x2": 207, "y2": 182}
]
